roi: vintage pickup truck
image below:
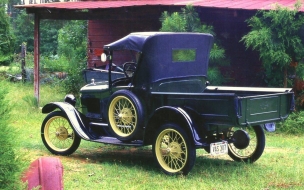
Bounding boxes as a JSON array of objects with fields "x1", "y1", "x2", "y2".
[{"x1": 41, "y1": 32, "x2": 294, "y2": 175}]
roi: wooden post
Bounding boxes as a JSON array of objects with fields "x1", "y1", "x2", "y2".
[
  {"x1": 34, "y1": 14, "x2": 40, "y2": 105},
  {"x1": 21, "y1": 43, "x2": 26, "y2": 82}
]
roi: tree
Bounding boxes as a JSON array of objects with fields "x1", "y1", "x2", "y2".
[
  {"x1": 13, "y1": 10, "x2": 34, "y2": 52},
  {"x1": 13, "y1": 10, "x2": 66, "y2": 55},
  {"x1": 0, "y1": 0, "x2": 15, "y2": 65},
  {"x1": 58, "y1": 20, "x2": 88, "y2": 95},
  {"x1": 159, "y1": 5, "x2": 227, "y2": 85},
  {"x1": 241, "y1": 1, "x2": 304, "y2": 87}
]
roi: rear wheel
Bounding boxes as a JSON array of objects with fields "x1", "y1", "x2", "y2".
[
  {"x1": 41, "y1": 111, "x2": 81, "y2": 155},
  {"x1": 152, "y1": 123, "x2": 196, "y2": 175},
  {"x1": 108, "y1": 90, "x2": 144, "y2": 141},
  {"x1": 227, "y1": 125, "x2": 265, "y2": 163}
]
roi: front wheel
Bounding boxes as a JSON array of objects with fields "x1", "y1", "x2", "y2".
[
  {"x1": 41, "y1": 111, "x2": 81, "y2": 155},
  {"x1": 152, "y1": 123, "x2": 196, "y2": 175},
  {"x1": 227, "y1": 125, "x2": 265, "y2": 163}
]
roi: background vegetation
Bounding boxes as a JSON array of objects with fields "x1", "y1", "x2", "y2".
[
  {"x1": 242, "y1": 1, "x2": 304, "y2": 87},
  {"x1": 0, "y1": 0, "x2": 15, "y2": 65},
  {"x1": 0, "y1": 81, "x2": 23, "y2": 189},
  {"x1": 159, "y1": 5, "x2": 228, "y2": 85}
]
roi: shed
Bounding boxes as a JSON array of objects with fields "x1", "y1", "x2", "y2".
[{"x1": 15, "y1": 0, "x2": 304, "y2": 104}]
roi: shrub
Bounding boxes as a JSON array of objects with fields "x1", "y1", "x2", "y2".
[
  {"x1": 241, "y1": 1, "x2": 304, "y2": 87},
  {"x1": 57, "y1": 20, "x2": 87, "y2": 95},
  {"x1": 61, "y1": 61, "x2": 86, "y2": 96},
  {"x1": 277, "y1": 111, "x2": 304, "y2": 134},
  {"x1": 0, "y1": 81, "x2": 22, "y2": 189}
]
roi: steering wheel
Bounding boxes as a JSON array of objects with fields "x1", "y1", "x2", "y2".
[{"x1": 123, "y1": 62, "x2": 136, "y2": 78}]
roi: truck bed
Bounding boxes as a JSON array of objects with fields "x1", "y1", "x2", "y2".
[{"x1": 151, "y1": 86, "x2": 294, "y2": 127}]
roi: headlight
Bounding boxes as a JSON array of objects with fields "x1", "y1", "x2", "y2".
[{"x1": 64, "y1": 94, "x2": 76, "y2": 107}]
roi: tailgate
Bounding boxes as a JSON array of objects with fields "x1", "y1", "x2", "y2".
[{"x1": 237, "y1": 92, "x2": 294, "y2": 126}]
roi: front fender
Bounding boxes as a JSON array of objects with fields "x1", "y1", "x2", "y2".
[
  {"x1": 146, "y1": 106, "x2": 203, "y2": 146},
  {"x1": 42, "y1": 102, "x2": 91, "y2": 140}
]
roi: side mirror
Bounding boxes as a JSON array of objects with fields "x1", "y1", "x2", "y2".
[{"x1": 101, "y1": 53, "x2": 107, "y2": 62}]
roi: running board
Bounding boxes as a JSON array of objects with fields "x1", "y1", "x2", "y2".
[
  {"x1": 90, "y1": 122, "x2": 108, "y2": 127},
  {"x1": 91, "y1": 137, "x2": 143, "y2": 146}
]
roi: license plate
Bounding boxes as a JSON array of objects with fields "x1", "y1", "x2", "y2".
[{"x1": 210, "y1": 141, "x2": 228, "y2": 156}]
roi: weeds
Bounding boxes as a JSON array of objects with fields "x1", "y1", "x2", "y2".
[
  {"x1": 277, "y1": 111, "x2": 304, "y2": 134},
  {"x1": 0, "y1": 81, "x2": 24, "y2": 190},
  {"x1": 22, "y1": 94, "x2": 39, "y2": 109}
]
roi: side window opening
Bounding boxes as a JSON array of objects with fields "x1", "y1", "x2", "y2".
[{"x1": 172, "y1": 48, "x2": 196, "y2": 62}]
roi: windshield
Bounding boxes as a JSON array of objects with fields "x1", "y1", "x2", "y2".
[{"x1": 83, "y1": 50, "x2": 140, "y2": 84}]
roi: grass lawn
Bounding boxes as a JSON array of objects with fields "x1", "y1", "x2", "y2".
[{"x1": 7, "y1": 81, "x2": 304, "y2": 190}]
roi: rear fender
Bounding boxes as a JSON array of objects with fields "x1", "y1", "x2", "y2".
[
  {"x1": 145, "y1": 106, "x2": 203, "y2": 146},
  {"x1": 42, "y1": 102, "x2": 91, "y2": 140}
]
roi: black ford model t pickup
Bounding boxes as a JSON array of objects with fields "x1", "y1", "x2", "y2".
[{"x1": 41, "y1": 32, "x2": 294, "y2": 175}]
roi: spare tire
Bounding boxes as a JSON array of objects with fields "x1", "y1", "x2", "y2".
[{"x1": 107, "y1": 90, "x2": 144, "y2": 141}]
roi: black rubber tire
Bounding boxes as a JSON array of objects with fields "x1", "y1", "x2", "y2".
[
  {"x1": 107, "y1": 90, "x2": 144, "y2": 141},
  {"x1": 41, "y1": 111, "x2": 81, "y2": 155},
  {"x1": 152, "y1": 123, "x2": 196, "y2": 175},
  {"x1": 228, "y1": 125, "x2": 265, "y2": 163}
]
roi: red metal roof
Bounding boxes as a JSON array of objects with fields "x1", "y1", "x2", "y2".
[{"x1": 15, "y1": 0, "x2": 304, "y2": 12}]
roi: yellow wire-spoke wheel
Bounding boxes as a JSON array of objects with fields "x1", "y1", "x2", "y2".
[
  {"x1": 227, "y1": 125, "x2": 265, "y2": 163},
  {"x1": 109, "y1": 96, "x2": 137, "y2": 138},
  {"x1": 41, "y1": 111, "x2": 81, "y2": 155},
  {"x1": 154, "y1": 128, "x2": 189, "y2": 174},
  {"x1": 44, "y1": 116, "x2": 74, "y2": 151}
]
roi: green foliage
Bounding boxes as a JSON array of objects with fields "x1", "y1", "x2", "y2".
[
  {"x1": 277, "y1": 111, "x2": 304, "y2": 134},
  {"x1": 40, "y1": 20, "x2": 67, "y2": 55},
  {"x1": 13, "y1": 10, "x2": 66, "y2": 55},
  {"x1": 159, "y1": 5, "x2": 227, "y2": 85},
  {"x1": 0, "y1": 3, "x2": 15, "y2": 65},
  {"x1": 0, "y1": 82, "x2": 22, "y2": 189},
  {"x1": 241, "y1": 1, "x2": 304, "y2": 87},
  {"x1": 172, "y1": 49, "x2": 196, "y2": 62},
  {"x1": 57, "y1": 20, "x2": 88, "y2": 95},
  {"x1": 207, "y1": 67, "x2": 224, "y2": 85},
  {"x1": 263, "y1": 65, "x2": 285, "y2": 87},
  {"x1": 13, "y1": 19, "x2": 87, "y2": 94},
  {"x1": 22, "y1": 94, "x2": 39, "y2": 109},
  {"x1": 61, "y1": 61, "x2": 86, "y2": 96},
  {"x1": 40, "y1": 55, "x2": 70, "y2": 72},
  {"x1": 57, "y1": 20, "x2": 87, "y2": 61},
  {"x1": 12, "y1": 10, "x2": 34, "y2": 52}
]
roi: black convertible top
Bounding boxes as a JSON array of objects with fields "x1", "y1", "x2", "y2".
[
  {"x1": 104, "y1": 32, "x2": 214, "y2": 86},
  {"x1": 104, "y1": 32, "x2": 155, "y2": 52}
]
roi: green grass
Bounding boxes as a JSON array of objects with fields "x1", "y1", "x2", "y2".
[{"x1": 6, "y1": 81, "x2": 304, "y2": 190}]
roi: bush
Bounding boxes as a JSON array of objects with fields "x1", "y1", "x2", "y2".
[
  {"x1": 57, "y1": 20, "x2": 87, "y2": 95},
  {"x1": 241, "y1": 1, "x2": 304, "y2": 87},
  {"x1": 277, "y1": 111, "x2": 304, "y2": 134},
  {"x1": 61, "y1": 61, "x2": 86, "y2": 96},
  {"x1": 0, "y1": 82, "x2": 23, "y2": 189}
]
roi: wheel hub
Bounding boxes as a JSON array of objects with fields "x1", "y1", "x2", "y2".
[
  {"x1": 167, "y1": 142, "x2": 182, "y2": 158},
  {"x1": 55, "y1": 126, "x2": 68, "y2": 140},
  {"x1": 118, "y1": 108, "x2": 132, "y2": 124},
  {"x1": 232, "y1": 130, "x2": 250, "y2": 149}
]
